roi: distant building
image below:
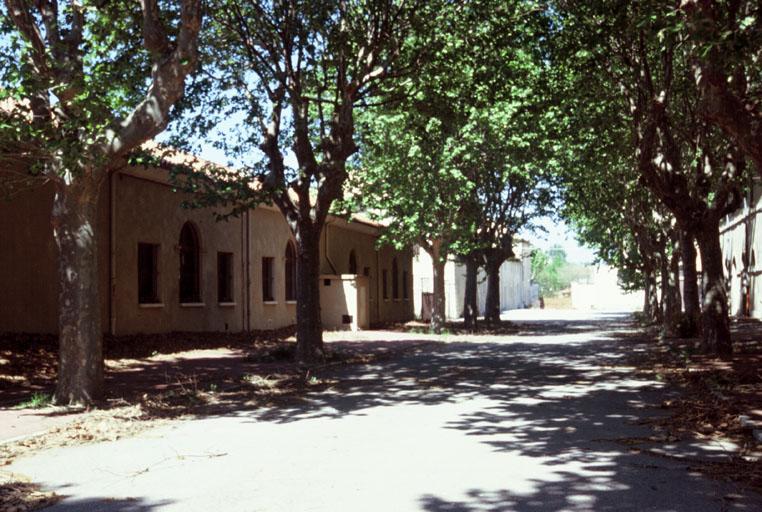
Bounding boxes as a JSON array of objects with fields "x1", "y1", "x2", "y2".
[
  {"x1": 412, "y1": 240, "x2": 535, "y2": 321},
  {"x1": 570, "y1": 265, "x2": 643, "y2": 311}
]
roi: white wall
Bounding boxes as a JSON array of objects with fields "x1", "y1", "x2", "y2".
[
  {"x1": 412, "y1": 249, "x2": 464, "y2": 319},
  {"x1": 412, "y1": 243, "x2": 534, "y2": 321},
  {"x1": 570, "y1": 265, "x2": 643, "y2": 311},
  {"x1": 720, "y1": 181, "x2": 762, "y2": 318}
]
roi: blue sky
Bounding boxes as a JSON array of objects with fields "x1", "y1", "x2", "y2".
[{"x1": 522, "y1": 218, "x2": 596, "y2": 264}]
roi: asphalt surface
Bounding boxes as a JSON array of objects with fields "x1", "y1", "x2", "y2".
[{"x1": 9, "y1": 310, "x2": 762, "y2": 511}]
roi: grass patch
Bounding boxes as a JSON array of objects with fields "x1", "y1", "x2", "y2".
[{"x1": 15, "y1": 392, "x2": 52, "y2": 409}]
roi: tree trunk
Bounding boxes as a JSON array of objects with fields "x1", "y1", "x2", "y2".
[
  {"x1": 662, "y1": 242, "x2": 682, "y2": 337},
  {"x1": 427, "y1": 241, "x2": 447, "y2": 334},
  {"x1": 462, "y1": 254, "x2": 479, "y2": 332},
  {"x1": 52, "y1": 179, "x2": 104, "y2": 405},
  {"x1": 668, "y1": 242, "x2": 683, "y2": 318},
  {"x1": 680, "y1": 229, "x2": 700, "y2": 336},
  {"x1": 643, "y1": 267, "x2": 661, "y2": 325},
  {"x1": 295, "y1": 228, "x2": 324, "y2": 363},
  {"x1": 695, "y1": 218, "x2": 732, "y2": 357},
  {"x1": 484, "y1": 252, "x2": 502, "y2": 324},
  {"x1": 659, "y1": 251, "x2": 669, "y2": 326}
]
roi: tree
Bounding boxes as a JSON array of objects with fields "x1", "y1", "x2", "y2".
[
  {"x1": 356, "y1": 111, "x2": 475, "y2": 333},
  {"x1": 354, "y1": 0, "x2": 555, "y2": 331},
  {"x1": 556, "y1": 0, "x2": 749, "y2": 355},
  {"x1": 681, "y1": 0, "x2": 762, "y2": 174},
  {"x1": 530, "y1": 245, "x2": 590, "y2": 298},
  {"x1": 171, "y1": 0, "x2": 434, "y2": 360},
  {"x1": 0, "y1": 0, "x2": 202, "y2": 404},
  {"x1": 549, "y1": 39, "x2": 682, "y2": 329},
  {"x1": 469, "y1": 104, "x2": 557, "y2": 325}
]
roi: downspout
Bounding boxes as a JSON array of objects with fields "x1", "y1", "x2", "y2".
[
  {"x1": 240, "y1": 212, "x2": 245, "y2": 331},
  {"x1": 324, "y1": 220, "x2": 338, "y2": 274},
  {"x1": 376, "y1": 246, "x2": 381, "y2": 323},
  {"x1": 245, "y1": 209, "x2": 251, "y2": 331},
  {"x1": 108, "y1": 171, "x2": 117, "y2": 335}
]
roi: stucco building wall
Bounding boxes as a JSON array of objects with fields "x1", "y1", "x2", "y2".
[
  {"x1": 0, "y1": 181, "x2": 110, "y2": 334},
  {"x1": 111, "y1": 170, "x2": 245, "y2": 334},
  {"x1": 0, "y1": 165, "x2": 413, "y2": 334},
  {"x1": 248, "y1": 206, "x2": 297, "y2": 331}
]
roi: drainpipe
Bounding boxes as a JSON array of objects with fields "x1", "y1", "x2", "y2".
[
  {"x1": 376, "y1": 246, "x2": 381, "y2": 324},
  {"x1": 324, "y1": 220, "x2": 338, "y2": 274},
  {"x1": 240, "y1": 212, "x2": 245, "y2": 331},
  {"x1": 108, "y1": 171, "x2": 117, "y2": 335},
  {"x1": 245, "y1": 209, "x2": 251, "y2": 331}
]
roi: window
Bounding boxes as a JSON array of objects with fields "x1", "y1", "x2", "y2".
[
  {"x1": 285, "y1": 242, "x2": 296, "y2": 301},
  {"x1": 138, "y1": 243, "x2": 159, "y2": 304},
  {"x1": 392, "y1": 257, "x2": 399, "y2": 299},
  {"x1": 349, "y1": 250, "x2": 357, "y2": 274},
  {"x1": 262, "y1": 257, "x2": 275, "y2": 302},
  {"x1": 382, "y1": 269, "x2": 388, "y2": 300},
  {"x1": 217, "y1": 252, "x2": 234, "y2": 303},
  {"x1": 402, "y1": 270, "x2": 409, "y2": 300},
  {"x1": 179, "y1": 222, "x2": 201, "y2": 303}
]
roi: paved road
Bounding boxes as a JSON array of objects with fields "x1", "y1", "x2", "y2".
[{"x1": 10, "y1": 310, "x2": 762, "y2": 511}]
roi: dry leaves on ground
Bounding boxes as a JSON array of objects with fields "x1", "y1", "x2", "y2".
[
  {"x1": 0, "y1": 472, "x2": 60, "y2": 512},
  {"x1": 623, "y1": 320, "x2": 762, "y2": 492},
  {"x1": 0, "y1": 406, "x2": 164, "y2": 467}
]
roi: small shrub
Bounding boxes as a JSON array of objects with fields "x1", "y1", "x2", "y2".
[{"x1": 16, "y1": 392, "x2": 52, "y2": 409}]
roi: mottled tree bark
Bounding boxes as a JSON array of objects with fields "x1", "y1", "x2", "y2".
[
  {"x1": 696, "y1": 217, "x2": 732, "y2": 357},
  {"x1": 680, "y1": 229, "x2": 700, "y2": 336},
  {"x1": 52, "y1": 178, "x2": 104, "y2": 404},
  {"x1": 659, "y1": 250, "x2": 669, "y2": 321},
  {"x1": 462, "y1": 253, "x2": 480, "y2": 331},
  {"x1": 682, "y1": 1, "x2": 762, "y2": 175},
  {"x1": 431, "y1": 255, "x2": 447, "y2": 335},
  {"x1": 295, "y1": 227, "x2": 324, "y2": 363},
  {"x1": 643, "y1": 267, "x2": 661, "y2": 325},
  {"x1": 662, "y1": 239, "x2": 682, "y2": 337},
  {"x1": 669, "y1": 241, "x2": 683, "y2": 316},
  {"x1": 484, "y1": 252, "x2": 503, "y2": 324}
]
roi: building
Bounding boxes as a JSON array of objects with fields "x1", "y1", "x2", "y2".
[
  {"x1": 570, "y1": 264, "x2": 643, "y2": 311},
  {"x1": 0, "y1": 160, "x2": 414, "y2": 335},
  {"x1": 412, "y1": 240, "x2": 536, "y2": 321},
  {"x1": 720, "y1": 180, "x2": 762, "y2": 319}
]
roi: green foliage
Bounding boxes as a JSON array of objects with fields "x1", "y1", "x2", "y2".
[
  {"x1": 0, "y1": 1, "x2": 201, "y2": 182},
  {"x1": 545, "y1": 0, "x2": 751, "y2": 293},
  {"x1": 531, "y1": 245, "x2": 590, "y2": 295},
  {"x1": 15, "y1": 392, "x2": 52, "y2": 410},
  {"x1": 167, "y1": 0, "x2": 439, "y2": 223},
  {"x1": 349, "y1": 0, "x2": 558, "y2": 260}
]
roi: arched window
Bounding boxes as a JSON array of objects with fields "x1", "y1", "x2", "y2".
[
  {"x1": 285, "y1": 241, "x2": 297, "y2": 301},
  {"x1": 349, "y1": 250, "x2": 358, "y2": 275},
  {"x1": 392, "y1": 257, "x2": 399, "y2": 299},
  {"x1": 179, "y1": 222, "x2": 201, "y2": 303}
]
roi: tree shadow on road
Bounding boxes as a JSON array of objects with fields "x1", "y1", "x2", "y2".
[
  {"x1": 7, "y1": 313, "x2": 762, "y2": 511},
  {"x1": 232, "y1": 314, "x2": 760, "y2": 510}
]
